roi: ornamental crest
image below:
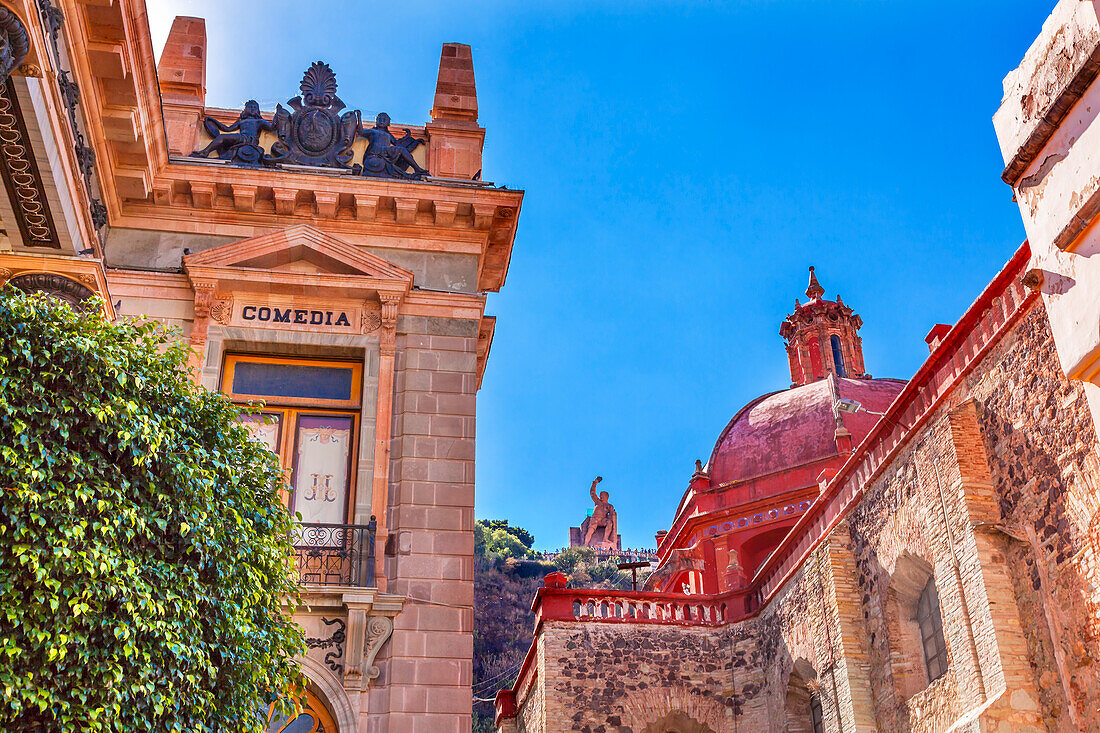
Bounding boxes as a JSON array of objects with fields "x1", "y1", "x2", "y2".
[
  {"x1": 271, "y1": 62, "x2": 359, "y2": 168},
  {"x1": 191, "y1": 61, "x2": 429, "y2": 180}
]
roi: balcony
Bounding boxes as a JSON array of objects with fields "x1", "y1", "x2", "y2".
[{"x1": 294, "y1": 519, "x2": 377, "y2": 588}]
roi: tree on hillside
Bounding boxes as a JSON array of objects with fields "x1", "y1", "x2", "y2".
[
  {"x1": 475, "y1": 518, "x2": 536, "y2": 560},
  {"x1": 0, "y1": 290, "x2": 304, "y2": 732}
]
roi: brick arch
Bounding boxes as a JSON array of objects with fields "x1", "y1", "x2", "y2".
[
  {"x1": 618, "y1": 686, "x2": 726, "y2": 732},
  {"x1": 640, "y1": 710, "x2": 715, "y2": 733}
]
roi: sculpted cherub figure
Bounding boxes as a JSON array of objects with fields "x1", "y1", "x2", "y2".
[
  {"x1": 359, "y1": 112, "x2": 430, "y2": 180},
  {"x1": 583, "y1": 476, "x2": 618, "y2": 548},
  {"x1": 191, "y1": 100, "x2": 274, "y2": 165}
]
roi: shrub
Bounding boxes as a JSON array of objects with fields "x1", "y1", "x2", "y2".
[{"x1": 0, "y1": 290, "x2": 304, "y2": 732}]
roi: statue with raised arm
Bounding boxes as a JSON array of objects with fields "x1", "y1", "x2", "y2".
[
  {"x1": 359, "y1": 113, "x2": 430, "y2": 180},
  {"x1": 582, "y1": 476, "x2": 618, "y2": 549},
  {"x1": 190, "y1": 100, "x2": 274, "y2": 166}
]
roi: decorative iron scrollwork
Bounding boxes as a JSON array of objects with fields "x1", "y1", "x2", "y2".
[
  {"x1": 192, "y1": 62, "x2": 428, "y2": 179},
  {"x1": 304, "y1": 616, "x2": 346, "y2": 676},
  {"x1": 35, "y1": 3, "x2": 107, "y2": 235}
]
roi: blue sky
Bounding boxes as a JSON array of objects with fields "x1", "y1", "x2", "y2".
[{"x1": 149, "y1": 0, "x2": 1052, "y2": 551}]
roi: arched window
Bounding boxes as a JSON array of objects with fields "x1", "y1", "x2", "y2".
[
  {"x1": 810, "y1": 694, "x2": 824, "y2": 733},
  {"x1": 917, "y1": 578, "x2": 948, "y2": 683},
  {"x1": 830, "y1": 334, "x2": 846, "y2": 377}
]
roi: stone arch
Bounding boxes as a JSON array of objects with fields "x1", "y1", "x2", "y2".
[
  {"x1": 640, "y1": 709, "x2": 715, "y2": 733},
  {"x1": 8, "y1": 272, "x2": 94, "y2": 308},
  {"x1": 617, "y1": 686, "x2": 727, "y2": 732},
  {"x1": 299, "y1": 655, "x2": 356, "y2": 732},
  {"x1": 885, "y1": 550, "x2": 944, "y2": 701}
]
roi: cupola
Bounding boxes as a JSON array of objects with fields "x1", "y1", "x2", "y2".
[{"x1": 780, "y1": 266, "x2": 868, "y2": 386}]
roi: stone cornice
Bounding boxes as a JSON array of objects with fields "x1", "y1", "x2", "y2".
[{"x1": 57, "y1": 0, "x2": 523, "y2": 291}]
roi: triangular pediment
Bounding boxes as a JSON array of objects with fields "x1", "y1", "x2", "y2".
[{"x1": 183, "y1": 224, "x2": 414, "y2": 283}]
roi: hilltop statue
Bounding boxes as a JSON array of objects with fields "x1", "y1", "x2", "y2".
[{"x1": 570, "y1": 476, "x2": 621, "y2": 551}]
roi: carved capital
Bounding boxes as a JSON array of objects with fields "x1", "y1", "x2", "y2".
[
  {"x1": 192, "y1": 282, "x2": 216, "y2": 318},
  {"x1": 0, "y1": 267, "x2": 12, "y2": 285},
  {"x1": 190, "y1": 282, "x2": 217, "y2": 346},
  {"x1": 379, "y1": 293, "x2": 401, "y2": 329}
]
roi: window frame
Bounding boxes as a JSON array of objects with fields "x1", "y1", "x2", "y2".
[
  {"x1": 810, "y1": 694, "x2": 824, "y2": 733},
  {"x1": 223, "y1": 353, "x2": 362, "y2": 409},
  {"x1": 286, "y1": 410, "x2": 359, "y2": 526},
  {"x1": 916, "y1": 578, "x2": 949, "y2": 684},
  {"x1": 223, "y1": 354, "x2": 363, "y2": 525},
  {"x1": 830, "y1": 334, "x2": 847, "y2": 377}
]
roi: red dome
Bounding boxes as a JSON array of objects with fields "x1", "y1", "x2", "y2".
[{"x1": 707, "y1": 377, "x2": 905, "y2": 489}]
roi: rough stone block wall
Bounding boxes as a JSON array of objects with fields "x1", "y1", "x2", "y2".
[
  {"x1": 967, "y1": 304, "x2": 1100, "y2": 728},
  {"x1": 535, "y1": 617, "x2": 789, "y2": 732},
  {"x1": 511, "y1": 304, "x2": 1100, "y2": 733},
  {"x1": 369, "y1": 315, "x2": 479, "y2": 733}
]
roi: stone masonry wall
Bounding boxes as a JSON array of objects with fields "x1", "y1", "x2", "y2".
[
  {"x1": 968, "y1": 303, "x2": 1100, "y2": 728},
  {"x1": 512, "y1": 303, "x2": 1100, "y2": 733},
  {"x1": 368, "y1": 315, "x2": 479, "y2": 733}
]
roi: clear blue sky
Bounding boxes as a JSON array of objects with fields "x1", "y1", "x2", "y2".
[{"x1": 149, "y1": 0, "x2": 1052, "y2": 551}]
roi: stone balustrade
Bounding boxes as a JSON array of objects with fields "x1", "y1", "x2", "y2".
[{"x1": 533, "y1": 572, "x2": 756, "y2": 628}]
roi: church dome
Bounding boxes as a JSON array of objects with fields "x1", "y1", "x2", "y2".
[{"x1": 706, "y1": 376, "x2": 905, "y2": 490}]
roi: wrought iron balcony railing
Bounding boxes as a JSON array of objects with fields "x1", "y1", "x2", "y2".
[{"x1": 294, "y1": 519, "x2": 377, "y2": 588}]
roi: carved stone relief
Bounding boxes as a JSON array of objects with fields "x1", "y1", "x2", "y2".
[
  {"x1": 8, "y1": 272, "x2": 93, "y2": 307},
  {"x1": 192, "y1": 62, "x2": 428, "y2": 180}
]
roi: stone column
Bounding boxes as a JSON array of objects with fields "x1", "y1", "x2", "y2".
[{"x1": 371, "y1": 294, "x2": 400, "y2": 592}]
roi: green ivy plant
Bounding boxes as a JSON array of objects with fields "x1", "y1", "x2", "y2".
[{"x1": 0, "y1": 289, "x2": 305, "y2": 732}]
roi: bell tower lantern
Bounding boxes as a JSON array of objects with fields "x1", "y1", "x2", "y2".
[{"x1": 780, "y1": 266, "x2": 867, "y2": 386}]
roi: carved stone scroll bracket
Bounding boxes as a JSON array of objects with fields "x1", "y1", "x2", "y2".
[
  {"x1": 0, "y1": 266, "x2": 12, "y2": 285},
  {"x1": 342, "y1": 607, "x2": 368, "y2": 692},
  {"x1": 364, "y1": 615, "x2": 394, "y2": 681},
  {"x1": 378, "y1": 293, "x2": 401, "y2": 356},
  {"x1": 188, "y1": 281, "x2": 217, "y2": 379}
]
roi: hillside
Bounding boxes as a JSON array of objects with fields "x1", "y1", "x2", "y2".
[{"x1": 471, "y1": 520, "x2": 647, "y2": 731}]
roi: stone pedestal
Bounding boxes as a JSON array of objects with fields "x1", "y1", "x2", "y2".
[{"x1": 569, "y1": 517, "x2": 621, "y2": 551}]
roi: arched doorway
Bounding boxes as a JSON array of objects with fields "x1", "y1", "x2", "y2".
[
  {"x1": 8, "y1": 273, "x2": 94, "y2": 309},
  {"x1": 267, "y1": 688, "x2": 338, "y2": 733},
  {"x1": 640, "y1": 710, "x2": 715, "y2": 733}
]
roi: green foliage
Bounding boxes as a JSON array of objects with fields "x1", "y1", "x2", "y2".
[
  {"x1": 552, "y1": 546, "x2": 648, "y2": 590},
  {"x1": 475, "y1": 519, "x2": 536, "y2": 560},
  {"x1": 0, "y1": 290, "x2": 305, "y2": 732},
  {"x1": 476, "y1": 519, "x2": 534, "y2": 549}
]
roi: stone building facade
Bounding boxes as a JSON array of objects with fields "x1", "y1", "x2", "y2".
[
  {"x1": 498, "y1": 238, "x2": 1100, "y2": 733},
  {"x1": 494, "y1": 4, "x2": 1100, "y2": 727},
  {"x1": 0, "y1": 0, "x2": 521, "y2": 730}
]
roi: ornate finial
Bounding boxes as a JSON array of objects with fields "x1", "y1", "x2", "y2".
[
  {"x1": 300, "y1": 61, "x2": 338, "y2": 107},
  {"x1": 806, "y1": 265, "x2": 825, "y2": 299}
]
